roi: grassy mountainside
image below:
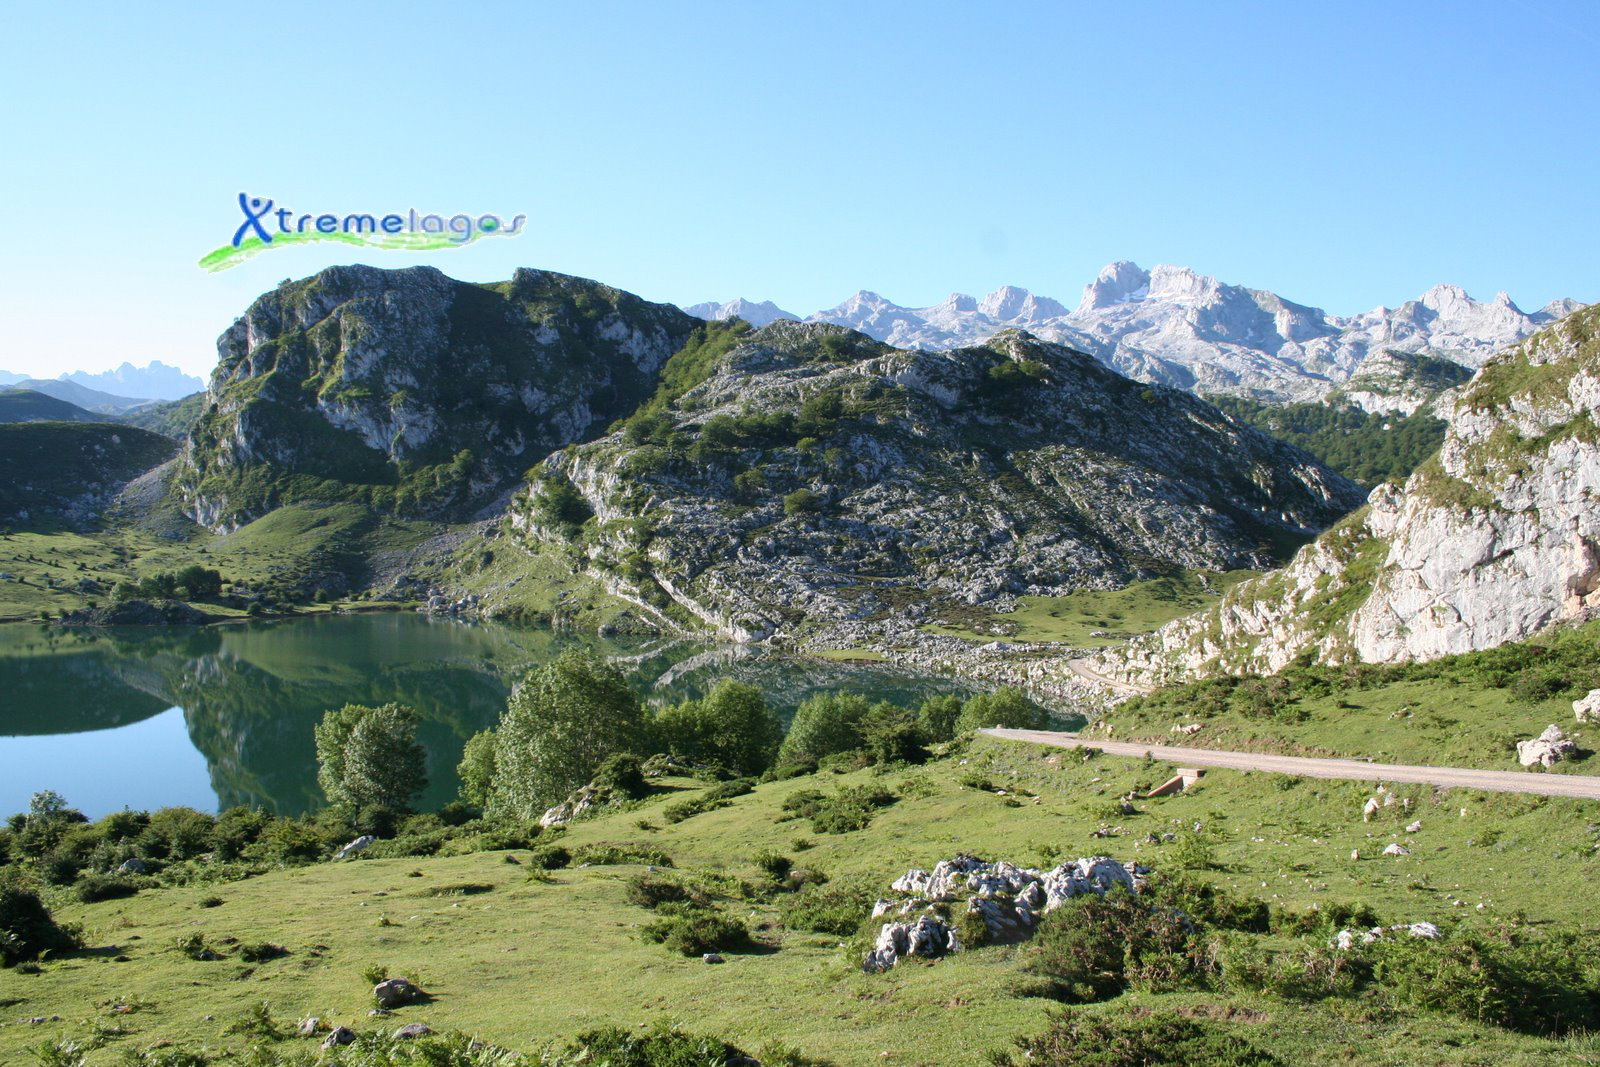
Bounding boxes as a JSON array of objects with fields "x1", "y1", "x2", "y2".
[
  {"x1": 0, "y1": 422, "x2": 176, "y2": 528},
  {"x1": 3, "y1": 728, "x2": 1597, "y2": 1065},
  {"x1": 0, "y1": 389, "x2": 101, "y2": 424},
  {"x1": 121, "y1": 390, "x2": 206, "y2": 439}
]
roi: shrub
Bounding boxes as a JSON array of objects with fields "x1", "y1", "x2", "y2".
[
  {"x1": 752, "y1": 850, "x2": 793, "y2": 883},
  {"x1": 550, "y1": 1024, "x2": 752, "y2": 1067},
  {"x1": 314, "y1": 703, "x2": 428, "y2": 815},
  {"x1": 572, "y1": 842, "x2": 674, "y2": 867},
  {"x1": 783, "y1": 785, "x2": 896, "y2": 835},
  {"x1": 782, "y1": 489, "x2": 821, "y2": 517},
  {"x1": 591, "y1": 752, "x2": 650, "y2": 800},
  {"x1": 0, "y1": 877, "x2": 80, "y2": 966},
  {"x1": 916, "y1": 694, "x2": 964, "y2": 743},
  {"x1": 641, "y1": 907, "x2": 749, "y2": 956},
  {"x1": 859, "y1": 703, "x2": 928, "y2": 765},
  {"x1": 1025, "y1": 888, "x2": 1204, "y2": 1002},
  {"x1": 653, "y1": 681, "x2": 783, "y2": 777},
  {"x1": 780, "y1": 877, "x2": 878, "y2": 936},
  {"x1": 456, "y1": 729, "x2": 498, "y2": 809},
  {"x1": 492, "y1": 651, "x2": 650, "y2": 819},
  {"x1": 995, "y1": 1011, "x2": 1283, "y2": 1067},
  {"x1": 75, "y1": 874, "x2": 139, "y2": 903},
  {"x1": 138, "y1": 806, "x2": 216, "y2": 862},
  {"x1": 954, "y1": 687, "x2": 1049, "y2": 734},
  {"x1": 526, "y1": 844, "x2": 572, "y2": 870},
  {"x1": 776, "y1": 693, "x2": 874, "y2": 766},
  {"x1": 237, "y1": 941, "x2": 289, "y2": 963},
  {"x1": 625, "y1": 873, "x2": 709, "y2": 911},
  {"x1": 662, "y1": 778, "x2": 755, "y2": 824}
]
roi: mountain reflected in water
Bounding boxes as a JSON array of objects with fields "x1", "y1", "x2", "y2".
[{"x1": 0, "y1": 615, "x2": 974, "y2": 817}]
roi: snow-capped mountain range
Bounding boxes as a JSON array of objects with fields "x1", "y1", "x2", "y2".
[{"x1": 685, "y1": 262, "x2": 1585, "y2": 402}]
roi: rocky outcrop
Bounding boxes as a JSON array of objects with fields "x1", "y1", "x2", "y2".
[
  {"x1": 516, "y1": 323, "x2": 1364, "y2": 644},
  {"x1": 1086, "y1": 305, "x2": 1600, "y2": 689},
  {"x1": 178, "y1": 265, "x2": 702, "y2": 529},
  {"x1": 863, "y1": 853, "x2": 1145, "y2": 971},
  {"x1": 1516, "y1": 724, "x2": 1577, "y2": 768}
]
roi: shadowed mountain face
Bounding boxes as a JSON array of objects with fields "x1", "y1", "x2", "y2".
[{"x1": 0, "y1": 616, "x2": 971, "y2": 816}]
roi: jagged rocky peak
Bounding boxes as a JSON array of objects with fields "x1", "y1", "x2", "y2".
[
  {"x1": 694, "y1": 265, "x2": 1584, "y2": 403},
  {"x1": 515, "y1": 321, "x2": 1365, "y2": 644},
  {"x1": 681, "y1": 297, "x2": 798, "y2": 328},
  {"x1": 1087, "y1": 303, "x2": 1600, "y2": 688},
  {"x1": 181, "y1": 264, "x2": 702, "y2": 530}
]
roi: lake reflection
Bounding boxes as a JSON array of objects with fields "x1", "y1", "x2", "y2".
[{"x1": 0, "y1": 614, "x2": 973, "y2": 818}]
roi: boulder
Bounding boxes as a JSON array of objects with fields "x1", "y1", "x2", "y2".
[
  {"x1": 1574, "y1": 689, "x2": 1600, "y2": 724},
  {"x1": 1362, "y1": 797, "x2": 1380, "y2": 821},
  {"x1": 296, "y1": 1017, "x2": 321, "y2": 1037},
  {"x1": 1382, "y1": 843, "x2": 1409, "y2": 857},
  {"x1": 701, "y1": 953, "x2": 724, "y2": 964},
  {"x1": 335, "y1": 835, "x2": 377, "y2": 860},
  {"x1": 1517, "y1": 724, "x2": 1577, "y2": 768},
  {"x1": 322, "y1": 1027, "x2": 357, "y2": 1049},
  {"x1": 117, "y1": 857, "x2": 149, "y2": 875},
  {"x1": 862, "y1": 916, "x2": 959, "y2": 972},
  {"x1": 373, "y1": 978, "x2": 421, "y2": 1009},
  {"x1": 394, "y1": 1024, "x2": 432, "y2": 1040}
]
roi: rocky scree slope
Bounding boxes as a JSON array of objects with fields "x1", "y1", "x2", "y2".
[
  {"x1": 515, "y1": 322, "x2": 1366, "y2": 643},
  {"x1": 178, "y1": 265, "x2": 701, "y2": 531},
  {"x1": 690, "y1": 261, "x2": 1583, "y2": 404},
  {"x1": 1084, "y1": 303, "x2": 1600, "y2": 689}
]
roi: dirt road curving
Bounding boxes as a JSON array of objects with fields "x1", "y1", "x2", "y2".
[{"x1": 981, "y1": 728, "x2": 1600, "y2": 799}]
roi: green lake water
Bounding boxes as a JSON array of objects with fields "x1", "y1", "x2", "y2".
[{"x1": 0, "y1": 614, "x2": 974, "y2": 818}]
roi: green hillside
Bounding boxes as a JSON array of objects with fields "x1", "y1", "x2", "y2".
[
  {"x1": 0, "y1": 388, "x2": 99, "y2": 424},
  {"x1": 0, "y1": 421, "x2": 176, "y2": 528}
]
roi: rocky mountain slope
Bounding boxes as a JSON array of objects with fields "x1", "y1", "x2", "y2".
[
  {"x1": 514, "y1": 321, "x2": 1365, "y2": 643},
  {"x1": 1082, "y1": 303, "x2": 1600, "y2": 690},
  {"x1": 687, "y1": 262, "x2": 1583, "y2": 403},
  {"x1": 177, "y1": 265, "x2": 703, "y2": 530}
]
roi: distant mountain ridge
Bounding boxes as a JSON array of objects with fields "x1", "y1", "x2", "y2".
[
  {"x1": 0, "y1": 362, "x2": 203, "y2": 405},
  {"x1": 686, "y1": 263, "x2": 1585, "y2": 403}
]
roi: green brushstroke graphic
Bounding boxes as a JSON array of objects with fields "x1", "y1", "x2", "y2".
[{"x1": 198, "y1": 229, "x2": 510, "y2": 273}]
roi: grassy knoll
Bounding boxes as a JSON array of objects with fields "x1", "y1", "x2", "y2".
[
  {"x1": 924, "y1": 570, "x2": 1257, "y2": 647},
  {"x1": 1104, "y1": 621, "x2": 1600, "y2": 773},
  {"x1": 5, "y1": 735, "x2": 1598, "y2": 1065}
]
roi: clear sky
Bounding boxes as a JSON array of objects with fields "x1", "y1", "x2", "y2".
[{"x1": 1, "y1": 1, "x2": 1595, "y2": 379}]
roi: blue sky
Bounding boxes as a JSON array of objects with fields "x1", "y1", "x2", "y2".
[{"x1": 1, "y1": 1, "x2": 1595, "y2": 378}]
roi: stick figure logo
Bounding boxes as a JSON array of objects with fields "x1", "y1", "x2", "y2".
[{"x1": 233, "y1": 194, "x2": 274, "y2": 247}]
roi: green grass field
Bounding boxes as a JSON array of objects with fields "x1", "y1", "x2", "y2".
[
  {"x1": 923, "y1": 570, "x2": 1257, "y2": 647},
  {"x1": 1104, "y1": 621, "x2": 1600, "y2": 774},
  {"x1": 6, "y1": 734, "x2": 1597, "y2": 1065}
]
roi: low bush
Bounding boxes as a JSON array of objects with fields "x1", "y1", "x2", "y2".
[
  {"x1": 526, "y1": 844, "x2": 572, "y2": 870},
  {"x1": 1024, "y1": 888, "x2": 1206, "y2": 1002},
  {"x1": 0, "y1": 877, "x2": 80, "y2": 966},
  {"x1": 780, "y1": 877, "x2": 877, "y2": 936},
  {"x1": 995, "y1": 1010, "x2": 1283, "y2": 1067},
  {"x1": 783, "y1": 785, "x2": 897, "y2": 834},
  {"x1": 572, "y1": 842, "x2": 674, "y2": 867},
  {"x1": 75, "y1": 873, "x2": 139, "y2": 903},
  {"x1": 640, "y1": 907, "x2": 749, "y2": 956},
  {"x1": 662, "y1": 778, "x2": 755, "y2": 824},
  {"x1": 548, "y1": 1023, "x2": 753, "y2": 1067}
]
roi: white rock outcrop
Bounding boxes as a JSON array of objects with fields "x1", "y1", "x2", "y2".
[
  {"x1": 1516, "y1": 724, "x2": 1577, "y2": 768},
  {"x1": 1574, "y1": 689, "x2": 1600, "y2": 724},
  {"x1": 1087, "y1": 305, "x2": 1600, "y2": 689}
]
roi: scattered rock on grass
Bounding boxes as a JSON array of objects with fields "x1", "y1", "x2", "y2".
[
  {"x1": 1517, "y1": 724, "x2": 1577, "y2": 768},
  {"x1": 374, "y1": 977, "x2": 421, "y2": 1008}
]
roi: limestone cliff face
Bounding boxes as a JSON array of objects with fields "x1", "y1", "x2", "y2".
[
  {"x1": 512, "y1": 322, "x2": 1365, "y2": 643},
  {"x1": 179, "y1": 265, "x2": 699, "y2": 529},
  {"x1": 1088, "y1": 305, "x2": 1600, "y2": 689}
]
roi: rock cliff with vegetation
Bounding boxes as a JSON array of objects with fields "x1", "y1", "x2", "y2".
[
  {"x1": 512, "y1": 320, "x2": 1365, "y2": 643},
  {"x1": 1087, "y1": 303, "x2": 1600, "y2": 688},
  {"x1": 177, "y1": 265, "x2": 701, "y2": 530}
]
